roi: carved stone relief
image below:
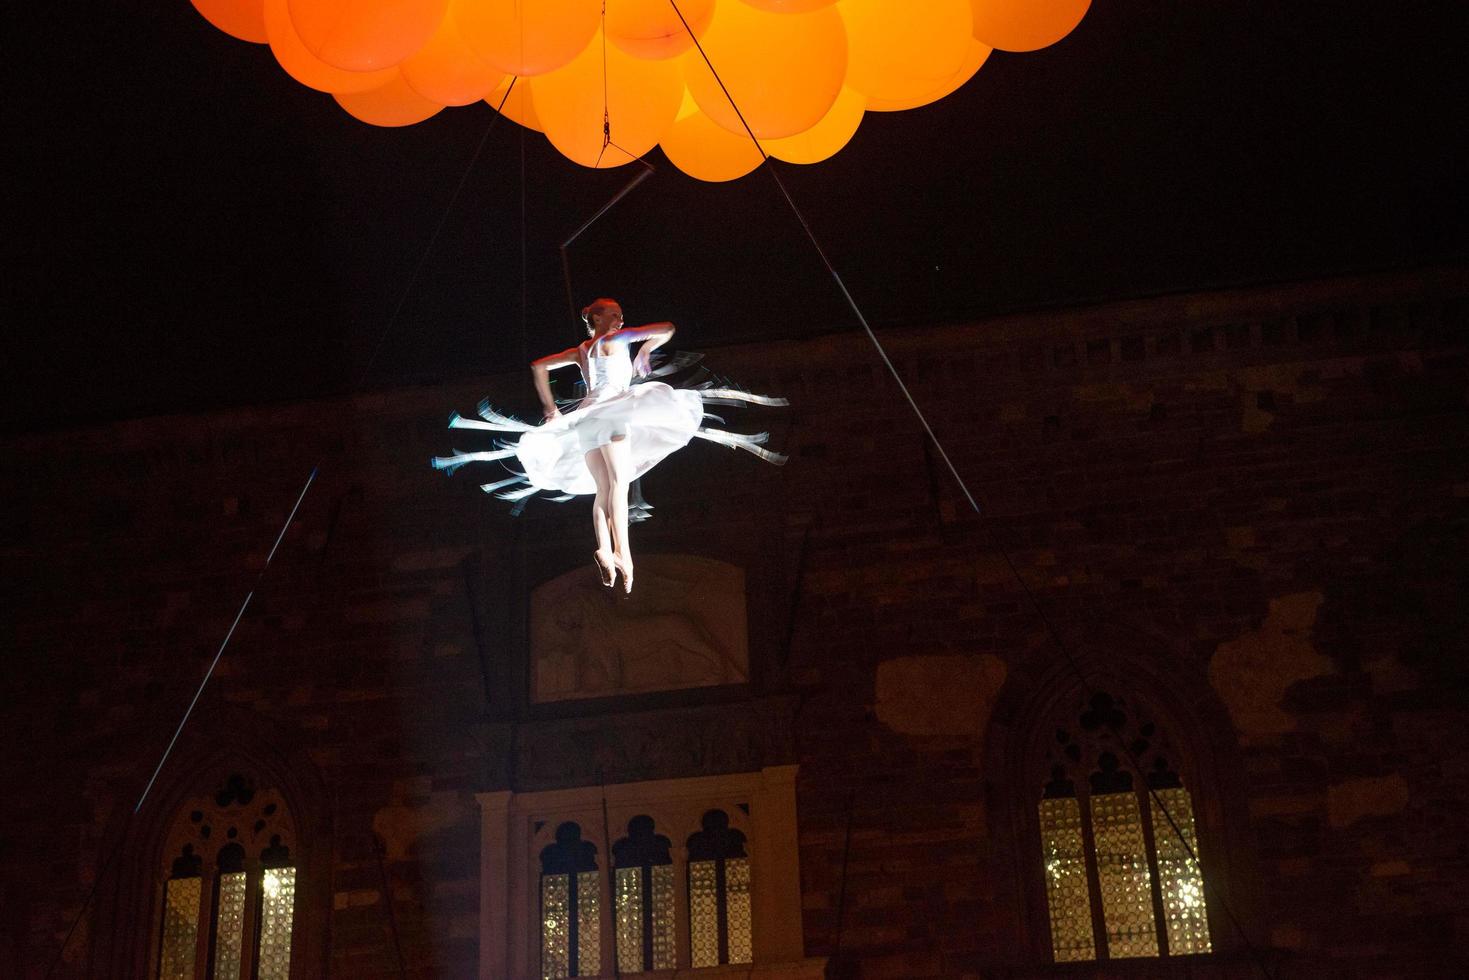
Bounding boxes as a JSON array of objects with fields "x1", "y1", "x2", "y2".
[{"x1": 530, "y1": 555, "x2": 749, "y2": 703}]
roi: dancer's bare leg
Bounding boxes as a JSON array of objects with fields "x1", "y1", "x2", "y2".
[
  {"x1": 600, "y1": 435, "x2": 634, "y2": 592},
  {"x1": 584, "y1": 448, "x2": 616, "y2": 587}
]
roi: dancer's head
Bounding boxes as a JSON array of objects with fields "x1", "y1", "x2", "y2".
[{"x1": 581, "y1": 297, "x2": 623, "y2": 337}]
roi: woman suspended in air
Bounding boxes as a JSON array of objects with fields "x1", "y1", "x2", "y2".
[{"x1": 432, "y1": 298, "x2": 787, "y2": 593}]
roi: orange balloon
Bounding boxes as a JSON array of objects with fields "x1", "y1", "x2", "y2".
[
  {"x1": 401, "y1": 0, "x2": 504, "y2": 106},
  {"x1": 456, "y1": 0, "x2": 600, "y2": 77},
  {"x1": 659, "y1": 98, "x2": 764, "y2": 182},
  {"x1": 865, "y1": 39, "x2": 991, "y2": 112},
  {"x1": 485, "y1": 75, "x2": 544, "y2": 133},
  {"x1": 191, "y1": 0, "x2": 268, "y2": 43},
  {"x1": 970, "y1": 0, "x2": 1090, "y2": 53},
  {"x1": 334, "y1": 71, "x2": 444, "y2": 126},
  {"x1": 765, "y1": 85, "x2": 864, "y2": 165},
  {"x1": 533, "y1": 31, "x2": 684, "y2": 169},
  {"x1": 682, "y1": 0, "x2": 845, "y2": 139},
  {"x1": 266, "y1": 0, "x2": 396, "y2": 93},
  {"x1": 605, "y1": 0, "x2": 714, "y2": 60},
  {"x1": 287, "y1": 0, "x2": 448, "y2": 72},
  {"x1": 737, "y1": 0, "x2": 836, "y2": 11},
  {"x1": 842, "y1": 0, "x2": 972, "y2": 108}
]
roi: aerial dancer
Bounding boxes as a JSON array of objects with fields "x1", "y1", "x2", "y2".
[{"x1": 432, "y1": 298, "x2": 787, "y2": 593}]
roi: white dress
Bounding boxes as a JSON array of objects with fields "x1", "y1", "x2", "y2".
[{"x1": 433, "y1": 336, "x2": 786, "y2": 505}]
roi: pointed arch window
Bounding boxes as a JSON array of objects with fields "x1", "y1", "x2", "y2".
[
  {"x1": 539, "y1": 822, "x2": 601, "y2": 979},
  {"x1": 154, "y1": 774, "x2": 298, "y2": 980},
  {"x1": 686, "y1": 808, "x2": 752, "y2": 968},
  {"x1": 612, "y1": 815, "x2": 676, "y2": 972},
  {"x1": 1038, "y1": 691, "x2": 1212, "y2": 963}
]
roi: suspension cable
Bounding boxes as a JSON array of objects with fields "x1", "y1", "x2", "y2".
[{"x1": 668, "y1": 3, "x2": 1276, "y2": 975}]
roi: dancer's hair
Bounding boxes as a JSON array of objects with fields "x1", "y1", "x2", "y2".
[{"x1": 581, "y1": 297, "x2": 620, "y2": 334}]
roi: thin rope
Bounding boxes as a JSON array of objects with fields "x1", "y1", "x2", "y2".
[
  {"x1": 134, "y1": 467, "x2": 316, "y2": 813},
  {"x1": 598, "y1": 768, "x2": 622, "y2": 979},
  {"x1": 594, "y1": 1, "x2": 612, "y2": 170},
  {"x1": 668, "y1": 4, "x2": 1275, "y2": 976},
  {"x1": 46, "y1": 467, "x2": 318, "y2": 979},
  {"x1": 46, "y1": 78, "x2": 525, "y2": 980}
]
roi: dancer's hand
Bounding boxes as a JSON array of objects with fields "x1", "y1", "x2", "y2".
[
  {"x1": 542, "y1": 406, "x2": 562, "y2": 423},
  {"x1": 632, "y1": 349, "x2": 653, "y2": 378}
]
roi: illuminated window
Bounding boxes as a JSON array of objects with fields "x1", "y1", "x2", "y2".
[
  {"x1": 477, "y1": 767, "x2": 814, "y2": 978},
  {"x1": 153, "y1": 774, "x2": 298, "y2": 980},
  {"x1": 687, "y1": 809, "x2": 752, "y2": 967},
  {"x1": 539, "y1": 822, "x2": 601, "y2": 979},
  {"x1": 612, "y1": 815, "x2": 676, "y2": 972},
  {"x1": 1037, "y1": 692, "x2": 1212, "y2": 962}
]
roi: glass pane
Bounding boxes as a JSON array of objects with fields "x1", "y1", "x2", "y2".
[
  {"x1": 213, "y1": 871, "x2": 247, "y2": 980},
  {"x1": 614, "y1": 867, "x2": 643, "y2": 971},
  {"x1": 1038, "y1": 797, "x2": 1096, "y2": 962},
  {"x1": 256, "y1": 867, "x2": 296, "y2": 980},
  {"x1": 576, "y1": 870, "x2": 601, "y2": 976},
  {"x1": 688, "y1": 859, "x2": 719, "y2": 968},
  {"x1": 1090, "y1": 793, "x2": 1160, "y2": 958},
  {"x1": 158, "y1": 876, "x2": 200, "y2": 980},
  {"x1": 726, "y1": 857, "x2": 753, "y2": 965},
  {"x1": 541, "y1": 874, "x2": 570, "y2": 980},
  {"x1": 650, "y1": 864, "x2": 676, "y2": 970},
  {"x1": 1150, "y1": 787, "x2": 1213, "y2": 955}
]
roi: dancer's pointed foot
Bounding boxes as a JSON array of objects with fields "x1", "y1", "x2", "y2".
[
  {"x1": 593, "y1": 550, "x2": 616, "y2": 588},
  {"x1": 613, "y1": 556, "x2": 634, "y2": 594}
]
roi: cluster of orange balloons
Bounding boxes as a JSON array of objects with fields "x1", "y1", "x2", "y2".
[{"x1": 191, "y1": 0, "x2": 1089, "y2": 181}]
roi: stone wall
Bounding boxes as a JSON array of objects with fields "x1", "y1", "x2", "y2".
[{"x1": 3, "y1": 266, "x2": 1466, "y2": 978}]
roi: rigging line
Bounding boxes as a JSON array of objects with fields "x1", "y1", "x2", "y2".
[
  {"x1": 559, "y1": 161, "x2": 657, "y2": 324},
  {"x1": 668, "y1": 5, "x2": 1276, "y2": 976},
  {"x1": 665, "y1": 8, "x2": 981, "y2": 521},
  {"x1": 373, "y1": 833, "x2": 411, "y2": 979},
  {"x1": 52, "y1": 73, "x2": 519, "y2": 975},
  {"x1": 46, "y1": 466, "x2": 319, "y2": 980},
  {"x1": 51, "y1": 71, "x2": 522, "y2": 980},
  {"x1": 594, "y1": 0, "x2": 612, "y2": 171},
  {"x1": 135, "y1": 467, "x2": 316, "y2": 815},
  {"x1": 598, "y1": 768, "x2": 622, "y2": 979},
  {"x1": 356, "y1": 77, "x2": 519, "y2": 390}
]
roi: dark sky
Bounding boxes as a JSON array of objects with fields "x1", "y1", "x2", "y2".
[{"x1": 6, "y1": 1, "x2": 1467, "y2": 432}]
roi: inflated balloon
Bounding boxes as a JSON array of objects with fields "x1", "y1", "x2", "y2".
[
  {"x1": 335, "y1": 71, "x2": 445, "y2": 127},
  {"x1": 401, "y1": 0, "x2": 504, "y2": 106},
  {"x1": 485, "y1": 75, "x2": 543, "y2": 132},
  {"x1": 865, "y1": 39, "x2": 991, "y2": 112},
  {"x1": 659, "y1": 99, "x2": 764, "y2": 182},
  {"x1": 534, "y1": 31, "x2": 684, "y2": 167},
  {"x1": 288, "y1": 0, "x2": 448, "y2": 72},
  {"x1": 606, "y1": 0, "x2": 715, "y2": 60},
  {"x1": 193, "y1": 0, "x2": 1090, "y2": 181},
  {"x1": 683, "y1": 0, "x2": 846, "y2": 139},
  {"x1": 738, "y1": 0, "x2": 837, "y2": 11},
  {"x1": 266, "y1": 0, "x2": 396, "y2": 93},
  {"x1": 765, "y1": 85, "x2": 864, "y2": 164},
  {"x1": 842, "y1": 0, "x2": 971, "y2": 107},
  {"x1": 456, "y1": 0, "x2": 600, "y2": 77},
  {"x1": 191, "y1": 0, "x2": 267, "y2": 43},
  {"x1": 970, "y1": 0, "x2": 1090, "y2": 53}
]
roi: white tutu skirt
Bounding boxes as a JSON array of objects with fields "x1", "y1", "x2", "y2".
[
  {"x1": 432, "y1": 381, "x2": 786, "y2": 507},
  {"x1": 517, "y1": 383, "x2": 705, "y2": 495}
]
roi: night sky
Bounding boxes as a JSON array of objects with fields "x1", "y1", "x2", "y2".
[{"x1": 7, "y1": 1, "x2": 1467, "y2": 433}]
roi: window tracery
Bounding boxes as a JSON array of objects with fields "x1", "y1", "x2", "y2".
[
  {"x1": 1037, "y1": 691, "x2": 1212, "y2": 962},
  {"x1": 153, "y1": 773, "x2": 297, "y2": 980},
  {"x1": 612, "y1": 815, "x2": 676, "y2": 972}
]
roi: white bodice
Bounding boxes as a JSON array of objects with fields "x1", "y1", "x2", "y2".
[{"x1": 583, "y1": 339, "x2": 633, "y2": 395}]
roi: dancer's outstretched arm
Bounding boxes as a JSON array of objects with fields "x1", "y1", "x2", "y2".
[
  {"x1": 530, "y1": 346, "x2": 580, "y2": 421},
  {"x1": 619, "y1": 322, "x2": 675, "y2": 377}
]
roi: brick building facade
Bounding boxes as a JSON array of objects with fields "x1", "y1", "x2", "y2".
[{"x1": 4, "y1": 266, "x2": 1467, "y2": 978}]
